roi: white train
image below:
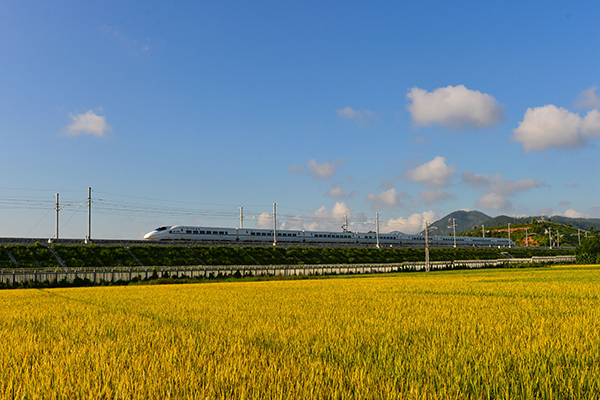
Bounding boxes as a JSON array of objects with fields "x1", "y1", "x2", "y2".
[{"x1": 143, "y1": 225, "x2": 515, "y2": 247}]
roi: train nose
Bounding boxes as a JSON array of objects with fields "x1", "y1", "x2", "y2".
[{"x1": 144, "y1": 231, "x2": 156, "y2": 240}]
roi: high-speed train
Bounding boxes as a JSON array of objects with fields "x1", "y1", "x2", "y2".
[{"x1": 143, "y1": 225, "x2": 515, "y2": 247}]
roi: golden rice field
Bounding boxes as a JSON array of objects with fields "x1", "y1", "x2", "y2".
[{"x1": 1, "y1": 265, "x2": 600, "y2": 399}]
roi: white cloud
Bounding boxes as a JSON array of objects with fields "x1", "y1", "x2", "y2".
[
  {"x1": 336, "y1": 107, "x2": 378, "y2": 127},
  {"x1": 382, "y1": 211, "x2": 437, "y2": 235},
  {"x1": 325, "y1": 186, "x2": 347, "y2": 198},
  {"x1": 366, "y1": 188, "x2": 400, "y2": 210},
  {"x1": 405, "y1": 156, "x2": 456, "y2": 187},
  {"x1": 256, "y1": 212, "x2": 273, "y2": 229},
  {"x1": 462, "y1": 171, "x2": 491, "y2": 188},
  {"x1": 279, "y1": 202, "x2": 363, "y2": 232},
  {"x1": 563, "y1": 209, "x2": 592, "y2": 218},
  {"x1": 419, "y1": 189, "x2": 455, "y2": 205},
  {"x1": 288, "y1": 158, "x2": 346, "y2": 180},
  {"x1": 552, "y1": 209, "x2": 592, "y2": 219},
  {"x1": 512, "y1": 105, "x2": 600, "y2": 152},
  {"x1": 62, "y1": 110, "x2": 113, "y2": 137},
  {"x1": 475, "y1": 192, "x2": 511, "y2": 210},
  {"x1": 407, "y1": 85, "x2": 505, "y2": 130},
  {"x1": 575, "y1": 86, "x2": 600, "y2": 109},
  {"x1": 475, "y1": 175, "x2": 546, "y2": 211}
]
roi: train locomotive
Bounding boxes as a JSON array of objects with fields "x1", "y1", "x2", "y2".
[{"x1": 143, "y1": 225, "x2": 515, "y2": 247}]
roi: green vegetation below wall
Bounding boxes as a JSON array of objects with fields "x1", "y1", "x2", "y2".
[{"x1": 0, "y1": 243, "x2": 575, "y2": 269}]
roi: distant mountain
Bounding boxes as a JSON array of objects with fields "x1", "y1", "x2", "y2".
[
  {"x1": 427, "y1": 211, "x2": 600, "y2": 235},
  {"x1": 478, "y1": 215, "x2": 600, "y2": 232},
  {"x1": 428, "y1": 210, "x2": 491, "y2": 235},
  {"x1": 541, "y1": 216, "x2": 600, "y2": 231}
]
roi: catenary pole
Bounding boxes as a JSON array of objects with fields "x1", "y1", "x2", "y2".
[
  {"x1": 273, "y1": 203, "x2": 277, "y2": 246},
  {"x1": 452, "y1": 218, "x2": 456, "y2": 248},
  {"x1": 55, "y1": 193, "x2": 59, "y2": 240},
  {"x1": 87, "y1": 187, "x2": 92, "y2": 242},
  {"x1": 425, "y1": 221, "x2": 430, "y2": 272},
  {"x1": 376, "y1": 212, "x2": 380, "y2": 249}
]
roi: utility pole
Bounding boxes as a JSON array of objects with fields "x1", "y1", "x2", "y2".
[
  {"x1": 240, "y1": 207, "x2": 243, "y2": 229},
  {"x1": 548, "y1": 227, "x2": 552, "y2": 249},
  {"x1": 482, "y1": 224, "x2": 485, "y2": 238},
  {"x1": 342, "y1": 215, "x2": 349, "y2": 232},
  {"x1": 447, "y1": 218, "x2": 457, "y2": 248},
  {"x1": 425, "y1": 221, "x2": 430, "y2": 272},
  {"x1": 87, "y1": 187, "x2": 92, "y2": 243},
  {"x1": 272, "y1": 203, "x2": 277, "y2": 246},
  {"x1": 424, "y1": 222, "x2": 438, "y2": 273},
  {"x1": 376, "y1": 212, "x2": 380, "y2": 249},
  {"x1": 55, "y1": 193, "x2": 60, "y2": 240},
  {"x1": 508, "y1": 223, "x2": 511, "y2": 248}
]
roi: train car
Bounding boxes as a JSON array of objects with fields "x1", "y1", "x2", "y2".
[{"x1": 143, "y1": 225, "x2": 515, "y2": 247}]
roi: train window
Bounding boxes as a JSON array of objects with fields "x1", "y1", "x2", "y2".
[
  {"x1": 193, "y1": 231, "x2": 198, "y2": 234},
  {"x1": 199, "y1": 231, "x2": 205, "y2": 234},
  {"x1": 219, "y1": 231, "x2": 224, "y2": 235},
  {"x1": 186, "y1": 230, "x2": 192, "y2": 234},
  {"x1": 156, "y1": 226, "x2": 168, "y2": 231}
]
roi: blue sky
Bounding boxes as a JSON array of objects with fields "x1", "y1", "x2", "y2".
[{"x1": 1, "y1": 0, "x2": 600, "y2": 239}]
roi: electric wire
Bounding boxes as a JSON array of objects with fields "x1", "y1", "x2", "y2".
[{"x1": 0, "y1": 192, "x2": 360, "y2": 228}]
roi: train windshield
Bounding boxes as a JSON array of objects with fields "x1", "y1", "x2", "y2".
[{"x1": 156, "y1": 226, "x2": 168, "y2": 231}]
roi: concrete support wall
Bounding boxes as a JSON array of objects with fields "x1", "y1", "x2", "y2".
[{"x1": 0, "y1": 255, "x2": 576, "y2": 287}]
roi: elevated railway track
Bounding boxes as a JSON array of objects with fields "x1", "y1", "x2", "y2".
[{"x1": 0, "y1": 237, "x2": 573, "y2": 250}]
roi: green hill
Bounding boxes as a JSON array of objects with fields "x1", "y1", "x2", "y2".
[{"x1": 429, "y1": 210, "x2": 491, "y2": 235}]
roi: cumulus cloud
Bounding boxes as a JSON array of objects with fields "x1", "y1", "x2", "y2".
[
  {"x1": 564, "y1": 209, "x2": 591, "y2": 218},
  {"x1": 407, "y1": 85, "x2": 505, "y2": 130},
  {"x1": 62, "y1": 110, "x2": 113, "y2": 137},
  {"x1": 256, "y1": 212, "x2": 273, "y2": 229},
  {"x1": 279, "y1": 202, "x2": 365, "y2": 232},
  {"x1": 335, "y1": 107, "x2": 378, "y2": 127},
  {"x1": 287, "y1": 158, "x2": 346, "y2": 180},
  {"x1": 382, "y1": 211, "x2": 437, "y2": 235},
  {"x1": 552, "y1": 209, "x2": 592, "y2": 219},
  {"x1": 512, "y1": 105, "x2": 600, "y2": 152},
  {"x1": 575, "y1": 86, "x2": 600, "y2": 109},
  {"x1": 462, "y1": 171, "x2": 491, "y2": 188},
  {"x1": 366, "y1": 188, "x2": 401, "y2": 210},
  {"x1": 405, "y1": 156, "x2": 456, "y2": 187},
  {"x1": 475, "y1": 175, "x2": 546, "y2": 211},
  {"x1": 325, "y1": 186, "x2": 347, "y2": 198},
  {"x1": 419, "y1": 189, "x2": 455, "y2": 205},
  {"x1": 476, "y1": 192, "x2": 511, "y2": 210}
]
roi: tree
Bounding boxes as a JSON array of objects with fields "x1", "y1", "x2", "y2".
[{"x1": 576, "y1": 235, "x2": 600, "y2": 264}]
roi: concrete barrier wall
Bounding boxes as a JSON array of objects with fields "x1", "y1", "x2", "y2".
[{"x1": 0, "y1": 255, "x2": 576, "y2": 286}]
